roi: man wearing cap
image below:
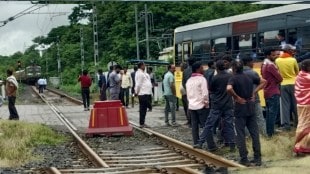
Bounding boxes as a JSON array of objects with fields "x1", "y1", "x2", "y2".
[{"x1": 276, "y1": 44, "x2": 299, "y2": 131}]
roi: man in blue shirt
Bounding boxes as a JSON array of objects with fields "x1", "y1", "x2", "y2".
[{"x1": 163, "y1": 64, "x2": 177, "y2": 126}]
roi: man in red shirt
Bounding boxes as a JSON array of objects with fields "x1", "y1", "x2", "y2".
[
  {"x1": 262, "y1": 48, "x2": 283, "y2": 137},
  {"x1": 78, "y1": 70, "x2": 92, "y2": 111}
]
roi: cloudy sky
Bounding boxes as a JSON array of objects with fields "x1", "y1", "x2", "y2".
[{"x1": 0, "y1": 1, "x2": 76, "y2": 56}]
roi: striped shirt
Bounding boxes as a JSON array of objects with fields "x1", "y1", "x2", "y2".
[{"x1": 186, "y1": 73, "x2": 209, "y2": 110}]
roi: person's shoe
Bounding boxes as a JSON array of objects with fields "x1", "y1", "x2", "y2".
[
  {"x1": 193, "y1": 143, "x2": 202, "y2": 149},
  {"x1": 165, "y1": 123, "x2": 171, "y2": 127},
  {"x1": 239, "y1": 159, "x2": 251, "y2": 167},
  {"x1": 208, "y1": 146, "x2": 219, "y2": 152},
  {"x1": 84, "y1": 108, "x2": 88, "y2": 111},
  {"x1": 171, "y1": 122, "x2": 178, "y2": 127},
  {"x1": 140, "y1": 124, "x2": 150, "y2": 128},
  {"x1": 148, "y1": 109, "x2": 152, "y2": 112},
  {"x1": 250, "y1": 159, "x2": 262, "y2": 166}
]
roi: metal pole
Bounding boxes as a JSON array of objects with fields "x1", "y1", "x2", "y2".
[
  {"x1": 56, "y1": 36, "x2": 61, "y2": 78},
  {"x1": 145, "y1": 4, "x2": 150, "y2": 60},
  {"x1": 80, "y1": 27, "x2": 85, "y2": 72},
  {"x1": 92, "y1": 3, "x2": 99, "y2": 68},
  {"x1": 135, "y1": 4, "x2": 140, "y2": 60}
]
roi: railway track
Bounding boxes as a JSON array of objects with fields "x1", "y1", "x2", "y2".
[{"x1": 32, "y1": 86, "x2": 245, "y2": 174}]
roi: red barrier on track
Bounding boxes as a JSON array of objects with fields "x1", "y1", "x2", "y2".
[{"x1": 86, "y1": 100, "x2": 133, "y2": 137}]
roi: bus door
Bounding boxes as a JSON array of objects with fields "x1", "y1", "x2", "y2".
[{"x1": 182, "y1": 41, "x2": 192, "y2": 62}]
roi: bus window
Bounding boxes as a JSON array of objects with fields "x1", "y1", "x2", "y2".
[
  {"x1": 212, "y1": 38, "x2": 228, "y2": 54},
  {"x1": 233, "y1": 34, "x2": 257, "y2": 59},
  {"x1": 258, "y1": 30, "x2": 284, "y2": 50},
  {"x1": 192, "y1": 40, "x2": 211, "y2": 60},
  {"x1": 182, "y1": 42, "x2": 192, "y2": 62},
  {"x1": 175, "y1": 44, "x2": 182, "y2": 65},
  {"x1": 288, "y1": 28, "x2": 297, "y2": 46}
]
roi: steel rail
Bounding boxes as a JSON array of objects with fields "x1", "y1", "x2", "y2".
[
  {"x1": 31, "y1": 86, "x2": 109, "y2": 168},
  {"x1": 130, "y1": 121, "x2": 245, "y2": 168},
  {"x1": 46, "y1": 87, "x2": 83, "y2": 105}
]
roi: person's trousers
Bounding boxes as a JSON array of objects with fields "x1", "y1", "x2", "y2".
[
  {"x1": 199, "y1": 109, "x2": 235, "y2": 149},
  {"x1": 120, "y1": 87, "x2": 130, "y2": 106},
  {"x1": 255, "y1": 101, "x2": 266, "y2": 135},
  {"x1": 235, "y1": 115, "x2": 261, "y2": 162},
  {"x1": 164, "y1": 95, "x2": 177, "y2": 123},
  {"x1": 147, "y1": 95, "x2": 152, "y2": 110},
  {"x1": 189, "y1": 108, "x2": 208, "y2": 145},
  {"x1": 138, "y1": 95, "x2": 151, "y2": 125},
  {"x1": 81, "y1": 88, "x2": 90, "y2": 109},
  {"x1": 280, "y1": 85, "x2": 298, "y2": 128},
  {"x1": 39, "y1": 85, "x2": 44, "y2": 93},
  {"x1": 265, "y1": 95, "x2": 280, "y2": 137},
  {"x1": 131, "y1": 87, "x2": 135, "y2": 107},
  {"x1": 8, "y1": 96, "x2": 19, "y2": 120},
  {"x1": 181, "y1": 95, "x2": 190, "y2": 124},
  {"x1": 100, "y1": 87, "x2": 107, "y2": 101}
]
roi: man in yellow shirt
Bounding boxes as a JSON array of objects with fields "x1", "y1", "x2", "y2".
[{"x1": 275, "y1": 44, "x2": 299, "y2": 131}]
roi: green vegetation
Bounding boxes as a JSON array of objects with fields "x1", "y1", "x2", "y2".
[
  {"x1": 0, "y1": 2, "x2": 274, "y2": 88},
  {"x1": 0, "y1": 120, "x2": 67, "y2": 167}
]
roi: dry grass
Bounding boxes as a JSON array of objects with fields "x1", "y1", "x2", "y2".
[
  {"x1": 229, "y1": 130, "x2": 310, "y2": 173},
  {"x1": 0, "y1": 120, "x2": 67, "y2": 167}
]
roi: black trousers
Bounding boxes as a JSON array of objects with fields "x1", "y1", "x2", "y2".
[
  {"x1": 81, "y1": 87, "x2": 90, "y2": 109},
  {"x1": 39, "y1": 85, "x2": 44, "y2": 93},
  {"x1": 181, "y1": 95, "x2": 190, "y2": 124},
  {"x1": 189, "y1": 108, "x2": 208, "y2": 145},
  {"x1": 8, "y1": 96, "x2": 19, "y2": 120},
  {"x1": 138, "y1": 95, "x2": 151, "y2": 125},
  {"x1": 100, "y1": 87, "x2": 107, "y2": 101},
  {"x1": 120, "y1": 87, "x2": 130, "y2": 106}
]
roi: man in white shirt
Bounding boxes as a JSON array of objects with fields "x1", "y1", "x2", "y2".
[{"x1": 135, "y1": 62, "x2": 153, "y2": 128}]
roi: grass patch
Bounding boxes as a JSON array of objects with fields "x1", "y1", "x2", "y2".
[
  {"x1": 229, "y1": 131, "x2": 305, "y2": 173},
  {"x1": 0, "y1": 120, "x2": 67, "y2": 167}
]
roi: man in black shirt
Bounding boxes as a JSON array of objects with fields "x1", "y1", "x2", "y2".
[
  {"x1": 131, "y1": 66, "x2": 138, "y2": 108},
  {"x1": 194, "y1": 60, "x2": 235, "y2": 151},
  {"x1": 241, "y1": 55, "x2": 267, "y2": 135},
  {"x1": 227, "y1": 59, "x2": 264, "y2": 166}
]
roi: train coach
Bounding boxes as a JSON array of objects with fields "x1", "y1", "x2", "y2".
[{"x1": 15, "y1": 65, "x2": 41, "y2": 85}]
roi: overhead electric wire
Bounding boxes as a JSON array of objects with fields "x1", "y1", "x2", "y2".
[{"x1": 0, "y1": 4, "x2": 47, "y2": 28}]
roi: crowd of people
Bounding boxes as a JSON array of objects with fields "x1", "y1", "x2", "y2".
[{"x1": 76, "y1": 43, "x2": 310, "y2": 166}]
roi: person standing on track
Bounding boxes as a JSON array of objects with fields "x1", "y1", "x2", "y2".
[
  {"x1": 131, "y1": 66, "x2": 138, "y2": 108},
  {"x1": 6, "y1": 69, "x2": 19, "y2": 120},
  {"x1": 109, "y1": 65, "x2": 122, "y2": 100},
  {"x1": 186, "y1": 62, "x2": 209, "y2": 147},
  {"x1": 120, "y1": 67, "x2": 132, "y2": 108},
  {"x1": 98, "y1": 69, "x2": 107, "y2": 101},
  {"x1": 78, "y1": 70, "x2": 92, "y2": 111},
  {"x1": 135, "y1": 62, "x2": 153, "y2": 128},
  {"x1": 194, "y1": 60, "x2": 235, "y2": 152},
  {"x1": 227, "y1": 60, "x2": 264, "y2": 166},
  {"x1": 163, "y1": 64, "x2": 177, "y2": 126}
]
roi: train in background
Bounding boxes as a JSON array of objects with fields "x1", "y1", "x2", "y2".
[{"x1": 15, "y1": 65, "x2": 41, "y2": 85}]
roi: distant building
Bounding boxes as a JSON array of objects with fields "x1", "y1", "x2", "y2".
[{"x1": 158, "y1": 47, "x2": 174, "y2": 61}]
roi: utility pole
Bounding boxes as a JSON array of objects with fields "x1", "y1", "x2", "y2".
[
  {"x1": 92, "y1": 3, "x2": 99, "y2": 68},
  {"x1": 144, "y1": 4, "x2": 150, "y2": 60},
  {"x1": 56, "y1": 36, "x2": 61, "y2": 84},
  {"x1": 135, "y1": 4, "x2": 140, "y2": 60},
  {"x1": 80, "y1": 27, "x2": 85, "y2": 72}
]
